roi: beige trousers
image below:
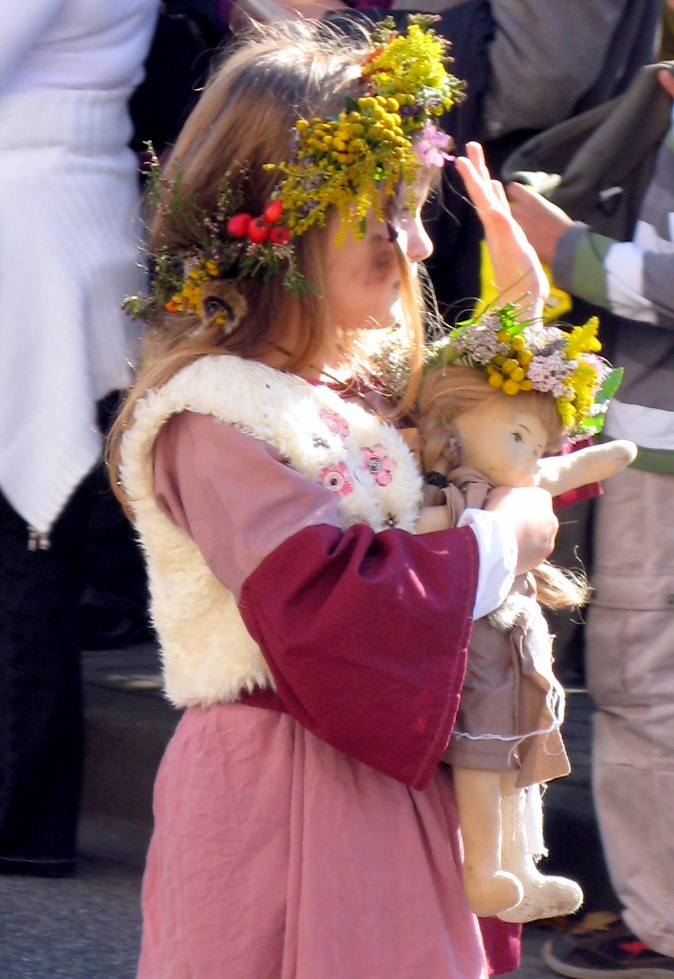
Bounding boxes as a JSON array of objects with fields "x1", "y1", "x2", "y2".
[{"x1": 585, "y1": 466, "x2": 674, "y2": 958}]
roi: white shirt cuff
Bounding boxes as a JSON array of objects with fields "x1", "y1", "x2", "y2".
[{"x1": 457, "y1": 508, "x2": 518, "y2": 620}]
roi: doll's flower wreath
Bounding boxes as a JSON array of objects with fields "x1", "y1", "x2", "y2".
[
  {"x1": 124, "y1": 16, "x2": 463, "y2": 324},
  {"x1": 427, "y1": 305, "x2": 624, "y2": 436}
]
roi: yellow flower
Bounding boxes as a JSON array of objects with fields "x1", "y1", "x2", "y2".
[{"x1": 566, "y1": 317, "x2": 601, "y2": 359}]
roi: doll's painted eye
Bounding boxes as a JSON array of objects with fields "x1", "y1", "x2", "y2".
[{"x1": 512, "y1": 432, "x2": 524, "y2": 444}]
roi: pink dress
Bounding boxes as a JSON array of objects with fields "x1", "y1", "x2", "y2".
[{"x1": 136, "y1": 411, "x2": 521, "y2": 979}]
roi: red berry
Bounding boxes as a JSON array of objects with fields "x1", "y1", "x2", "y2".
[
  {"x1": 226, "y1": 213, "x2": 252, "y2": 238},
  {"x1": 263, "y1": 200, "x2": 284, "y2": 225},
  {"x1": 269, "y1": 225, "x2": 291, "y2": 245},
  {"x1": 247, "y1": 217, "x2": 270, "y2": 243}
]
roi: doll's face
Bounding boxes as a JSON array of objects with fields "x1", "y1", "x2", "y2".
[{"x1": 453, "y1": 393, "x2": 549, "y2": 487}]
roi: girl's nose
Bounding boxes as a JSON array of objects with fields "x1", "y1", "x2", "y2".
[{"x1": 400, "y1": 212, "x2": 433, "y2": 262}]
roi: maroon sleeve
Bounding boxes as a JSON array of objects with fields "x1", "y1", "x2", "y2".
[
  {"x1": 154, "y1": 410, "x2": 479, "y2": 789},
  {"x1": 480, "y1": 918, "x2": 521, "y2": 975},
  {"x1": 239, "y1": 521, "x2": 478, "y2": 789}
]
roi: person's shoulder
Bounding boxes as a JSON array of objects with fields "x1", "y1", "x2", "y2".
[{"x1": 158, "y1": 408, "x2": 285, "y2": 463}]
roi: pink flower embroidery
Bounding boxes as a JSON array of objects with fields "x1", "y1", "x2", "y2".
[
  {"x1": 319, "y1": 462, "x2": 354, "y2": 498},
  {"x1": 415, "y1": 123, "x2": 454, "y2": 168},
  {"x1": 319, "y1": 410, "x2": 349, "y2": 439},
  {"x1": 361, "y1": 445, "x2": 395, "y2": 486}
]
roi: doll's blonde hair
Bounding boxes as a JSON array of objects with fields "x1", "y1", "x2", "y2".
[
  {"x1": 108, "y1": 21, "x2": 427, "y2": 515},
  {"x1": 417, "y1": 365, "x2": 588, "y2": 611}
]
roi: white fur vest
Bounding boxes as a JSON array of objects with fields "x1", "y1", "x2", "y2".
[{"x1": 120, "y1": 355, "x2": 423, "y2": 708}]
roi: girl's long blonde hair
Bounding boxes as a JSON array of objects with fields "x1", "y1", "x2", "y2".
[
  {"x1": 417, "y1": 365, "x2": 588, "y2": 611},
  {"x1": 108, "y1": 21, "x2": 427, "y2": 515}
]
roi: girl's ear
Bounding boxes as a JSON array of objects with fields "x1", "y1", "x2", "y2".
[{"x1": 535, "y1": 440, "x2": 637, "y2": 497}]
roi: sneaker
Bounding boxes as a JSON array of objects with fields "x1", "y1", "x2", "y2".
[{"x1": 542, "y1": 918, "x2": 674, "y2": 978}]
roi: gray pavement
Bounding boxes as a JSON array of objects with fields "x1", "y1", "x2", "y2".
[
  {"x1": 0, "y1": 856, "x2": 559, "y2": 979},
  {"x1": 0, "y1": 643, "x2": 607, "y2": 978},
  {"x1": 0, "y1": 857, "x2": 560, "y2": 979},
  {"x1": 0, "y1": 856, "x2": 142, "y2": 979}
]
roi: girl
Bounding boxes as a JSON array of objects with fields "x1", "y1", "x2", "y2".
[{"x1": 109, "y1": 18, "x2": 558, "y2": 978}]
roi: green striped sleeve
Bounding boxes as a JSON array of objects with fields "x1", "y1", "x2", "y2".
[{"x1": 552, "y1": 222, "x2": 614, "y2": 311}]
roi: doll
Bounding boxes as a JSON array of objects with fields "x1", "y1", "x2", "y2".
[{"x1": 414, "y1": 310, "x2": 637, "y2": 923}]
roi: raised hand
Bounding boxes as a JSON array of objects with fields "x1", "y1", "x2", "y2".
[{"x1": 455, "y1": 142, "x2": 549, "y2": 321}]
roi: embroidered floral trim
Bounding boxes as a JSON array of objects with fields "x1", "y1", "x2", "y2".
[
  {"x1": 319, "y1": 462, "x2": 354, "y2": 498},
  {"x1": 320, "y1": 411, "x2": 349, "y2": 439},
  {"x1": 362, "y1": 445, "x2": 396, "y2": 486}
]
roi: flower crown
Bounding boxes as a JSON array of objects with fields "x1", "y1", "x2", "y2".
[
  {"x1": 267, "y1": 16, "x2": 463, "y2": 242},
  {"x1": 124, "y1": 16, "x2": 462, "y2": 326},
  {"x1": 428, "y1": 306, "x2": 623, "y2": 435}
]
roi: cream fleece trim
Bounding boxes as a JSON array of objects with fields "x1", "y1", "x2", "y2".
[{"x1": 121, "y1": 355, "x2": 422, "y2": 707}]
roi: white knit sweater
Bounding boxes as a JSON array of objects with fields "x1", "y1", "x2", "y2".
[{"x1": 0, "y1": 0, "x2": 159, "y2": 535}]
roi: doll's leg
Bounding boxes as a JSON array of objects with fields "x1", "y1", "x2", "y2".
[
  {"x1": 453, "y1": 767, "x2": 523, "y2": 917},
  {"x1": 497, "y1": 776, "x2": 583, "y2": 923}
]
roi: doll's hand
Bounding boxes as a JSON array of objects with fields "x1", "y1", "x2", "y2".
[
  {"x1": 455, "y1": 142, "x2": 549, "y2": 321},
  {"x1": 536, "y1": 440, "x2": 638, "y2": 497},
  {"x1": 485, "y1": 485, "x2": 558, "y2": 575}
]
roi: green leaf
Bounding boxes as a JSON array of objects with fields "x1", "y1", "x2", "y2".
[{"x1": 594, "y1": 367, "x2": 623, "y2": 405}]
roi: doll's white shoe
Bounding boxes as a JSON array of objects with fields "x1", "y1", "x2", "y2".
[{"x1": 496, "y1": 788, "x2": 583, "y2": 924}]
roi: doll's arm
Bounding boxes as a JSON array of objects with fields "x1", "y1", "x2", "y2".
[
  {"x1": 535, "y1": 439, "x2": 637, "y2": 497},
  {"x1": 416, "y1": 505, "x2": 452, "y2": 534}
]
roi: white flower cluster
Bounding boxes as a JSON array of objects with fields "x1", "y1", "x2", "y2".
[
  {"x1": 452, "y1": 313, "x2": 509, "y2": 364},
  {"x1": 526, "y1": 353, "x2": 576, "y2": 399}
]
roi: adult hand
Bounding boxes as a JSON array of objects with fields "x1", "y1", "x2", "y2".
[
  {"x1": 658, "y1": 68, "x2": 674, "y2": 100},
  {"x1": 505, "y1": 182, "x2": 573, "y2": 266},
  {"x1": 485, "y1": 485, "x2": 558, "y2": 576},
  {"x1": 455, "y1": 141, "x2": 549, "y2": 321}
]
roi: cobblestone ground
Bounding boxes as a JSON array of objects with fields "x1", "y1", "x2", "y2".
[{"x1": 0, "y1": 856, "x2": 142, "y2": 979}]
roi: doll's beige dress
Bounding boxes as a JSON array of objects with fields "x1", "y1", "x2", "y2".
[{"x1": 442, "y1": 467, "x2": 570, "y2": 787}]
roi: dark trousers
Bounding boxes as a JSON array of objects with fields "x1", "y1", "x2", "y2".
[{"x1": 0, "y1": 484, "x2": 89, "y2": 874}]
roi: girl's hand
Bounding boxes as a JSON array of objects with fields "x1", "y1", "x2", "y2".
[{"x1": 455, "y1": 142, "x2": 549, "y2": 321}]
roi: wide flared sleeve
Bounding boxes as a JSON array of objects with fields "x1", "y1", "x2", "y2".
[{"x1": 154, "y1": 410, "x2": 479, "y2": 788}]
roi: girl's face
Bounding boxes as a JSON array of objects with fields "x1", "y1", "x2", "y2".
[
  {"x1": 454, "y1": 393, "x2": 549, "y2": 487},
  {"x1": 323, "y1": 182, "x2": 433, "y2": 333}
]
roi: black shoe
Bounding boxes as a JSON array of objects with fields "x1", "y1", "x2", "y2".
[
  {"x1": 542, "y1": 917, "x2": 674, "y2": 978},
  {"x1": 0, "y1": 855, "x2": 76, "y2": 878}
]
